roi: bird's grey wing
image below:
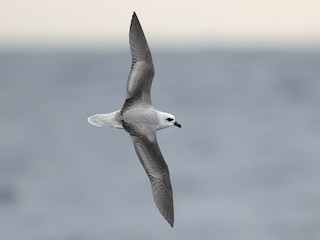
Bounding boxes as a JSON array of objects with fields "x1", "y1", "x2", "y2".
[
  {"x1": 126, "y1": 12, "x2": 154, "y2": 104},
  {"x1": 130, "y1": 133, "x2": 174, "y2": 227}
]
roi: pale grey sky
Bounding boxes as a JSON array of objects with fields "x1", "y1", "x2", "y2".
[{"x1": 1, "y1": 0, "x2": 320, "y2": 48}]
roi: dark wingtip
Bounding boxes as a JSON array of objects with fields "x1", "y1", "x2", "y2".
[
  {"x1": 132, "y1": 11, "x2": 137, "y2": 18},
  {"x1": 131, "y1": 11, "x2": 141, "y2": 30},
  {"x1": 166, "y1": 217, "x2": 174, "y2": 227}
]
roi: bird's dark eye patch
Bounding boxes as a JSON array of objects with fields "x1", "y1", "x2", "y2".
[{"x1": 166, "y1": 118, "x2": 174, "y2": 122}]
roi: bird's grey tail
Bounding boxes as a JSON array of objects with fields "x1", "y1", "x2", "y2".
[{"x1": 87, "y1": 110, "x2": 123, "y2": 129}]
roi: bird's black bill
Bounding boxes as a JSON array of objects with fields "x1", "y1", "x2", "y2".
[{"x1": 174, "y1": 121, "x2": 181, "y2": 128}]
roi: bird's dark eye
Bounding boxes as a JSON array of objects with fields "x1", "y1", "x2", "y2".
[{"x1": 166, "y1": 118, "x2": 173, "y2": 122}]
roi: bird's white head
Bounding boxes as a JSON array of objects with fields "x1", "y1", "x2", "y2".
[{"x1": 157, "y1": 112, "x2": 181, "y2": 130}]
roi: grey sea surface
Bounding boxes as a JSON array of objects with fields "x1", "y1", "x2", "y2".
[{"x1": 0, "y1": 49, "x2": 320, "y2": 240}]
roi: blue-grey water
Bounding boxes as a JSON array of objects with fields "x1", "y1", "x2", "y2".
[{"x1": 0, "y1": 49, "x2": 320, "y2": 240}]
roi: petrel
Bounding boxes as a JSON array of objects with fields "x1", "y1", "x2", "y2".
[{"x1": 88, "y1": 12, "x2": 181, "y2": 227}]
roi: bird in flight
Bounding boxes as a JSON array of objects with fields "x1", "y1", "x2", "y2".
[{"x1": 88, "y1": 12, "x2": 181, "y2": 227}]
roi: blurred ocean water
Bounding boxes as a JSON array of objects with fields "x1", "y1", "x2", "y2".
[{"x1": 0, "y1": 49, "x2": 320, "y2": 240}]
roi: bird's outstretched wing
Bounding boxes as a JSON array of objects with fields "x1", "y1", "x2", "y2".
[
  {"x1": 126, "y1": 12, "x2": 155, "y2": 104},
  {"x1": 129, "y1": 131, "x2": 174, "y2": 227}
]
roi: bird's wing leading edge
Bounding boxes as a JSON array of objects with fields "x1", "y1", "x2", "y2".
[
  {"x1": 131, "y1": 133, "x2": 174, "y2": 227},
  {"x1": 126, "y1": 12, "x2": 155, "y2": 104}
]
